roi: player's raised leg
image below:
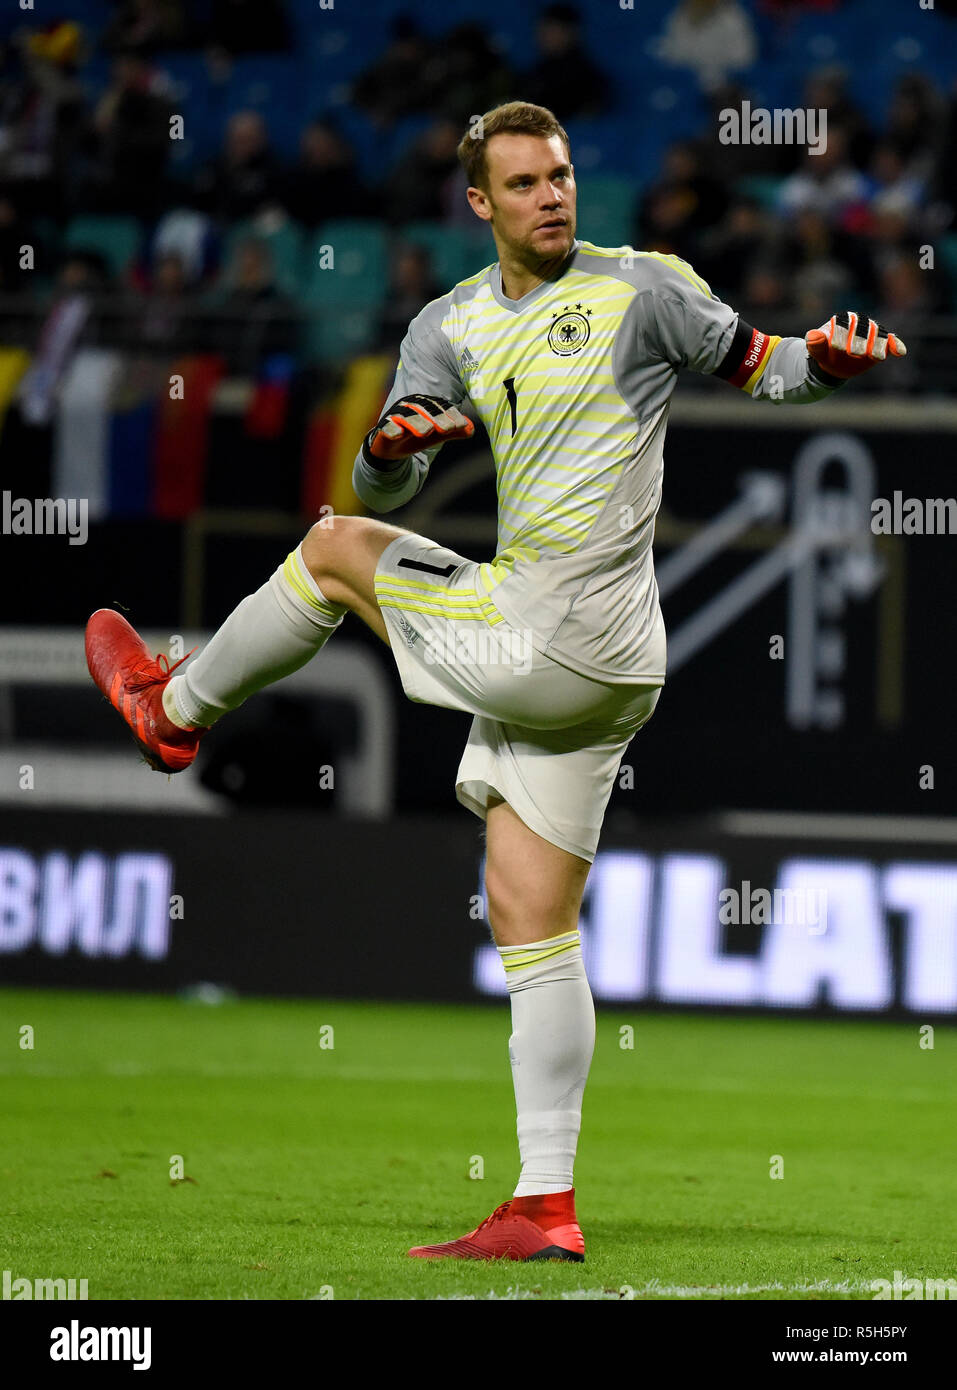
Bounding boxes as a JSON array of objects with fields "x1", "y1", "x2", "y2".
[
  {"x1": 85, "y1": 515, "x2": 405, "y2": 772},
  {"x1": 409, "y1": 796, "x2": 593, "y2": 1262}
]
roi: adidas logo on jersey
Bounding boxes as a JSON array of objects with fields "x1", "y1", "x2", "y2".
[{"x1": 459, "y1": 347, "x2": 480, "y2": 375}]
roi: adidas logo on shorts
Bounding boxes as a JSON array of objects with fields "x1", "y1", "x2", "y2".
[{"x1": 395, "y1": 613, "x2": 420, "y2": 649}]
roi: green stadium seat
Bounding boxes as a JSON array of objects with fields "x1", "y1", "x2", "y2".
[
  {"x1": 734, "y1": 175, "x2": 788, "y2": 210},
  {"x1": 573, "y1": 176, "x2": 638, "y2": 250},
  {"x1": 305, "y1": 220, "x2": 389, "y2": 308},
  {"x1": 397, "y1": 222, "x2": 491, "y2": 288},
  {"x1": 222, "y1": 218, "x2": 306, "y2": 298},
  {"x1": 301, "y1": 305, "x2": 377, "y2": 364},
  {"x1": 63, "y1": 215, "x2": 142, "y2": 278}
]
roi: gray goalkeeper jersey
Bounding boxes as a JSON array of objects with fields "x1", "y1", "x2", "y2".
[{"x1": 353, "y1": 239, "x2": 840, "y2": 685}]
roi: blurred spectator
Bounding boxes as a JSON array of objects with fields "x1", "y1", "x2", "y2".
[
  {"x1": 103, "y1": 0, "x2": 188, "y2": 55},
  {"x1": 206, "y1": 0, "x2": 292, "y2": 55},
  {"x1": 0, "y1": 26, "x2": 88, "y2": 218},
  {"x1": 777, "y1": 127, "x2": 868, "y2": 224},
  {"x1": 139, "y1": 249, "x2": 191, "y2": 351},
  {"x1": 636, "y1": 140, "x2": 729, "y2": 260},
  {"x1": 867, "y1": 250, "x2": 937, "y2": 393},
  {"x1": 656, "y1": 0, "x2": 758, "y2": 93},
  {"x1": 281, "y1": 119, "x2": 370, "y2": 225},
  {"x1": 885, "y1": 74, "x2": 943, "y2": 182},
  {"x1": 425, "y1": 23, "x2": 514, "y2": 125},
  {"x1": 18, "y1": 252, "x2": 109, "y2": 425},
  {"x1": 802, "y1": 66, "x2": 874, "y2": 174},
  {"x1": 931, "y1": 86, "x2": 957, "y2": 229},
  {"x1": 374, "y1": 243, "x2": 442, "y2": 353},
  {"x1": 875, "y1": 250, "x2": 940, "y2": 318},
  {"x1": 785, "y1": 209, "x2": 857, "y2": 319},
  {"x1": 739, "y1": 260, "x2": 790, "y2": 314},
  {"x1": 351, "y1": 13, "x2": 430, "y2": 127},
  {"x1": 147, "y1": 207, "x2": 220, "y2": 285},
  {"x1": 698, "y1": 81, "x2": 789, "y2": 179},
  {"x1": 696, "y1": 197, "x2": 770, "y2": 295},
  {"x1": 88, "y1": 52, "x2": 173, "y2": 218},
  {"x1": 383, "y1": 119, "x2": 461, "y2": 225},
  {"x1": 520, "y1": 4, "x2": 610, "y2": 118},
  {"x1": 194, "y1": 110, "x2": 284, "y2": 223},
  {"x1": 864, "y1": 142, "x2": 925, "y2": 227},
  {"x1": 208, "y1": 236, "x2": 297, "y2": 372}
]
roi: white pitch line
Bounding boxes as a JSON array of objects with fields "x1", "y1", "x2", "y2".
[{"x1": 429, "y1": 1279, "x2": 881, "y2": 1300}]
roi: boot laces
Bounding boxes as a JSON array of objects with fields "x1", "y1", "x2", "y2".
[
  {"x1": 126, "y1": 648, "x2": 195, "y2": 693},
  {"x1": 475, "y1": 1201, "x2": 513, "y2": 1232}
]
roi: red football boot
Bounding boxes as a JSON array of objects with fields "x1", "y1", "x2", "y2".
[
  {"x1": 85, "y1": 609, "x2": 203, "y2": 773},
  {"x1": 408, "y1": 1191, "x2": 585, "y2": 1262}
]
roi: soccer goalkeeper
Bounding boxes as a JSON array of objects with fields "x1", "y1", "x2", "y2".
[{"x1": 86, "y1": 101, "x2": 906, "y2": 1263}]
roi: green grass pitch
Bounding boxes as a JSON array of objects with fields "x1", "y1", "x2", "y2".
[{"x1": 1, "y1": 988, "x2": 954, "y2": 1301}]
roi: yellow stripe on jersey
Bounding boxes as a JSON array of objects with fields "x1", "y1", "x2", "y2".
[
  {"x1": 451, "y1": 270, "x2": 639, "y2": 557},
  {"x1": 477, "y1": 545, "x2": 542, "y2": 595}
]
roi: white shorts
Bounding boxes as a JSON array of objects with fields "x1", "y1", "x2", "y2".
[{"x1": 374, "y1": 531, "x2": 661, "y2": 862}]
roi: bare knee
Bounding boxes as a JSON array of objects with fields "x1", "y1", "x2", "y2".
[
  {"x1": 300, "y1": 514, "x2": 359, "y2": 590},
  {"x1": 485, "y1": 855, "x2": 583, "y2": 945}
]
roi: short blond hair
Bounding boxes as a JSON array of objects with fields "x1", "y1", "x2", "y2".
[{"x1": 457, "y1": 101, "x2": 571, "y2": 191}]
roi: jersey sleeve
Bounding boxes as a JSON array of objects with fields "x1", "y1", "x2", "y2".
[
  {"x1": 352, "y1": 305, "x2": 467, "y2": 513},
  {"x1": 637, "y1": 255, "x2": 845, "y2": 404},
  {"x1": 638, "y1": 256, "x2": 738, "y2": 375}
]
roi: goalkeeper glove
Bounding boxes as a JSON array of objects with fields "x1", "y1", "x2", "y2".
[
  {"x1": 362, "y1": 393, "x2": 474, "y2": 472},
  {"x1": 806, "y1": 310, "x2": 907, "y2": 382}
]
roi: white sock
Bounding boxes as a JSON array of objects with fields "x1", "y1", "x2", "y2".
[
  {"x1": 164, "y1": 543, "x2": 347, "y2": 729},
  {"x1": 498, "y1": 929, "x2": 595, "y2": 1197}
]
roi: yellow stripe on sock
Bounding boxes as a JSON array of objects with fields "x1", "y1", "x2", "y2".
[
  {"x1": 283, "y1": 550, "x2": 343, "y2": 622},
  {"x1": 500, "y1": 937, "x2": 582, "y2": 973}
]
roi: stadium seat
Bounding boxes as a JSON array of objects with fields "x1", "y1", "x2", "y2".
[
  {"x1": 396, "y1": 222, "x2": 491, "y2": 287},
  {"x1": 301, "y1": 306, "x2": 377, "y2": 364},
  {"x1": 63, "y1": 216, "x2": 143, "y2": 279},
  {"x1": 734, "y1": 175, "x2": 787, "y2": 211},
  {"x1": 222, "y1": 218, "x2": 306, "y2": 298},
  {"x1": 305, "y1": 220, "x2": 389, "y2": 307},
  {"x1": 574, "y1": 176, "x2": 638, "y2": 250}
]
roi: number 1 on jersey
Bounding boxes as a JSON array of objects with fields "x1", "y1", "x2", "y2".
[{"x1": 503, "y1": 377, "x2": 518, "y2": 436}]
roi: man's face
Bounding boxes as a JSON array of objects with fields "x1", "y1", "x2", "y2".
[{"x1": 468, "y1": 133, "x2": 576, "y2": 265}]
